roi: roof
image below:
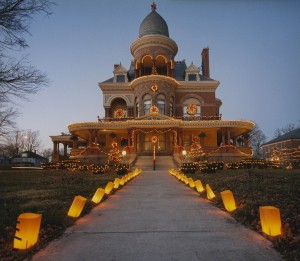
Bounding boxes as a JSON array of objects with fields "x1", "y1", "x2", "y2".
[
  {"x1": 263, "y1": 128, "x2": 300, "y2": 146},
  {"x1": 13, "y1": 151, "x2": 47, "y2": 160},
  {"x1": 101, "y1": 60, "x2": 215, "y2": 83},
  {"x1": 139, "y1": 10, "x2": 169, "y2": 38}
]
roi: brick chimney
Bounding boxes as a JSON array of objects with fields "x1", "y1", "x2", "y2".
[{"x1": 201, "y1": 48, "x2": 210, "y2": 78}]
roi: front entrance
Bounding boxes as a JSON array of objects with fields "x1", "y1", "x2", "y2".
[
  {"x1": 144, "y1": 133, "x2": 166, "y2": 153},
  {"x1": 135, "y1": 130, "x2": 173, "y2": 156}
]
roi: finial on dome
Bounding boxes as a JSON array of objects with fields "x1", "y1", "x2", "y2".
[{"x1": 151, "y1": 2, "x2": 157, "y2": 12}]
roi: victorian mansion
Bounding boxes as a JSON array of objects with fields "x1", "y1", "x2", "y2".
[{"x1": 50, "y1": 3, "x2": 254, "y2": 163}]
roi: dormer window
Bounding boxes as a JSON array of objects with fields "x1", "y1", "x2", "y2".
[
  {"x1": 188, "y1": 74, "x2": 197, "y2": 81},
  {"x1": 116, "y1": 75, "x2": 125, "y2": 82},
  {"x1": 113, "y1": 63, "x2": 128, "y2": 83},
  {"x1": 185, "y1": 62, "x2": 200, "y2": 81}
]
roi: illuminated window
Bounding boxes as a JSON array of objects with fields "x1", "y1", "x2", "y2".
[
  {"x1": 143, "y1": 94, "x2": 152, "y2": 115},
  {"x1": 157, "y1": 94, "x2": 165, "y2": 114}
]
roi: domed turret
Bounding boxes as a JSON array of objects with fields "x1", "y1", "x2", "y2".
[{"x1": 139, "y1": 2, "x2": 169, "y2": 38}]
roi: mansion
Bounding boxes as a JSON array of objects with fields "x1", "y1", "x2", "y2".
[{"x1": 50, "y1": 3, "x2": 254, "y2": 163}]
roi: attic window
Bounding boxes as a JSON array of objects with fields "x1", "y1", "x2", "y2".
[
  {"x1": 188, "y1": 74, "x2": 197, "y2": 81},
  {"x1": 21, "y1": 153, "x2": 28, "y2": 158},
  {"x1": 116, "y1": 75, "x2": 125, "y2": 82}
]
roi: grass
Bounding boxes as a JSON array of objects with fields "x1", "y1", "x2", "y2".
[
  {"x1": 1, "y1": 168, "x2": 299, "y2": 260},
  {"x1": 0, "y1": 169, "x2": 118, "y2": 261},
  {"x1": 187, "y1": 168, "x2": 300, "y2": 261}
]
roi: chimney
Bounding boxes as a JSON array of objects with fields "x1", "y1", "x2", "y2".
[{"x1": 201, "y1": 48, "x2": 210, "y2": 78}]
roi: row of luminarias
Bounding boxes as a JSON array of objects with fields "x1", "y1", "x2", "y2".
[
  {"x1": 169, "y1": 169, "x2": 282, "y2": 237},
  {"x1": 13, "y1": 169, "x2": 142, "y2": 250}
]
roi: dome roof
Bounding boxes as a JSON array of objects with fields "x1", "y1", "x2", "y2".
[{"x1": 139, "y1": 9, "x2": 169, "y2": 38}]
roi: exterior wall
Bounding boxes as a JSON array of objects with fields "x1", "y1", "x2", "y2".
[{"x1": 262, "y1": 139, "x2": 300, "y2": 160}]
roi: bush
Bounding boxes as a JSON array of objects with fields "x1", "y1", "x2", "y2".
[
  {"x1": 115, "y1": 163, "x2": 129, "y2": 175},
  {"x1": 180, "y1": 162, "x2": 197, "y2": 174}
]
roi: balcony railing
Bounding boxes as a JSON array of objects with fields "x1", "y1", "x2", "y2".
[{"x1": 97, "y1": 115, "x2": 222, "y2": 122}]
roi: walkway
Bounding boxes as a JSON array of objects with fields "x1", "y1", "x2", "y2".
[{"x1": 33, "y1": 170, "x2": 282, "y2": 261}]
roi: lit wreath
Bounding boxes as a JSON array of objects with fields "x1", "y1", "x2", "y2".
[
  {"x1": 150, "y1": 105, "x2": 159, "y2": 114},
  {"x1": 151, "y1": 136, "x2": 158, "y2": 143},
  {"x1": 187, "y1": 104, "x2": 197, "y2": 115},
  {"x1": 151, "y1": 84, "x2": 158, "y2": 92},
  {"x1": 114, "y1": 109, "x2": 126, "y2": 118}
]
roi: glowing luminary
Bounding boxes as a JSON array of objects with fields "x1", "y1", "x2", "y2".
[
  {"x1": 220, "y1": 190, "x2": 237, "y2": 212},
  {"x1": 188, "y1": 178, "x2": 195, "y2": 188},
  {"x1": 67, "y1": 195, "x2": 87, "y2": 218},
  {"x1": 259, "y1": 206, "x2": 282, "y2": 236},
  {"x1": 14, "y1": 213, "x2": 42, "y2": 250},
  {"x1": 91, "y1": 188, "x2": 105, "y2": 204},
  {"x1": 114, "y1": 178, "x2": 121, "y2": 189},
  {"x1": 206, "y1": 184, "x2": 216, "y2": 200},
  {"x1": 194, "y1": 180, "x2": 205, "y2": 193},
  {"x1": 104, "y1": 182, "x2": 114, "y2": 195},
  {"x1": 120, "y1": 177, "x2": 125, "y2": 186}
]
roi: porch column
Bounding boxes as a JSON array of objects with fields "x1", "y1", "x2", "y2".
[
  {"x1": 53, "y1": 141, "x2": 58, "y2": 154},
  {"x1": 63, "y1": 143, "x2": 68, "y2": 156},
  {"x1": 233, "y1": 137, "x2": 237, "y2": 146},
  {"x1": 222, "y1": 130, "x2": 226, "y2": 146},
  {"x1": 227, "y1": 129, "x2": 231, "y2": 145}
]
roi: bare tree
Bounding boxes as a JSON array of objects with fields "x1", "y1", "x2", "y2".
[
  {"x1": 273, "y1": 123, "x2": 297, "y2": 138},
  {"x1": 0, "y1": 106, "x2": 18, "y2": 138},
  {"x1": 0, "y1": 0, "x2": 53, "y2": 135},
  {"x1": 249, "y1": 124, "x2": 266, "y2": 158},
  {"x1": 2, "y1": 129, "x2": 41, "y2": 157}
]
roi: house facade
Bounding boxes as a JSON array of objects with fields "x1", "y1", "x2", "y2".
[
  {"x1": 51, "y1": 3, "x2": 254, "y2": 163},
  {"x1": 262, "y1": 128, "x2": 300, "y2": 163}
]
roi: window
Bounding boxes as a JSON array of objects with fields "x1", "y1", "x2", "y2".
[
  {"x1": 188, "y1": 74, "x2": 197, "y2": 81},
  {"x1": 143, "y1": 94, "x2": 152, "y2": 115},
  {"x1": 116, "y1": 75, "x2": 125, "y2": 82},
  {"x1": 157, "y1": 94, "x2": 166, "y2": 115},
  {"x1": 183, "y1": 98, "x2": 201, "y2": 117},
  {"x1": 169, "y1": 97, "x2": 174, "y2": 116},
  {"x1": 136, "y1": 102, "x2": 139, "y2": 117}
]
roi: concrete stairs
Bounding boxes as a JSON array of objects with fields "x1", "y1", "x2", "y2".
[{"x1": 133, "y1": 156, "x2": 177, "y2": 171}]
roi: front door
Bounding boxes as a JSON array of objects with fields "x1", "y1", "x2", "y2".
[{"x1": 144, "y1": 133, "x2": 166, "y2": 154}]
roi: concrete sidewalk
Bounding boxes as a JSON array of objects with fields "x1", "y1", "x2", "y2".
[{"x1": 33, "y1": 171, "x2": 282, "y2": 261}]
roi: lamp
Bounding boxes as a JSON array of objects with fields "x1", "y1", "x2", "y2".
[
  {"x1": 91, "y1": 188, "x2": 105, "y2": 204},
  {"x1": 220, "y1": 190, "x2": 237, "y2": 212},
  {"x1": 114, "y1": 178, "x2": 121, "y2": 189},
  {"x1": 67, "y1": 196, "x2": 87, "y2": 218},
  {"x1": 122, "y1": 150, "x2": 127, "y2": 157},
  {"x1": 104, "y1": 182, "x2": 114, "y2": 195},
  {"x1": 188, "y1": 178, "x2": 195, "y2": 188},
  {"x1": 206, "y1": 184, "x2": 216, "y2": 200},
  {"x1": 194, "y1": 180, "x2": 204, "y2": 193},
  {"x1": 259, "y1": 206, "x2": 282, "y2": 236},
  {"x1": 14, "y1": 213, "x2": 42, "y2": 250},
  {"x1": 182, "y1": 150, "x2": 187, "y2": 162}
]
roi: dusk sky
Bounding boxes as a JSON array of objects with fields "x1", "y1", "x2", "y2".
[{"x1": 15, "y1": 0, "x2": 300, "y2": 151}]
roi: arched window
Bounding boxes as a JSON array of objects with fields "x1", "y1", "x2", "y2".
[
  {"x1": 156, "y1": 94, "x2": 166, "y2": 115},
  {"x1": 156, "y1": 55, "x2": 167, "y2": 76},
  {"x1": 111, "y1": 98, "x2": 127, "y2": 118},
  {"x1": 143, "y1": 94, "x2": 152, "y2": 115},
  {"x1": 135, "y1": 97, "x2": 139, "y2": 117},
  {"x1": 183, "y1": 98, "x2": 201, "y2": 117},
  {"x1": 169, "y1": 97, "x2": 174, "y2": 117}
]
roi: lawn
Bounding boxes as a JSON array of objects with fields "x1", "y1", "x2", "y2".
[
  {"x1": 1, "y1": 168, "x2": 299, "y2": 261},
  {"x1": 0, "y1": 169, "x2": 118, "y2": 261},
  {"x1": 187, "y1": 168, "x2": 300, "y2": 261}
]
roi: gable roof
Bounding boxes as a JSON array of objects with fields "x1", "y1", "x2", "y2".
[{"x1": 263, "y1": 128, "x2": 300, "y2": 146}]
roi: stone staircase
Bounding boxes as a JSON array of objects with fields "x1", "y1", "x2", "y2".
[{"x1": 133, "y1": 156, "x2": 177, "y2": 171}]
